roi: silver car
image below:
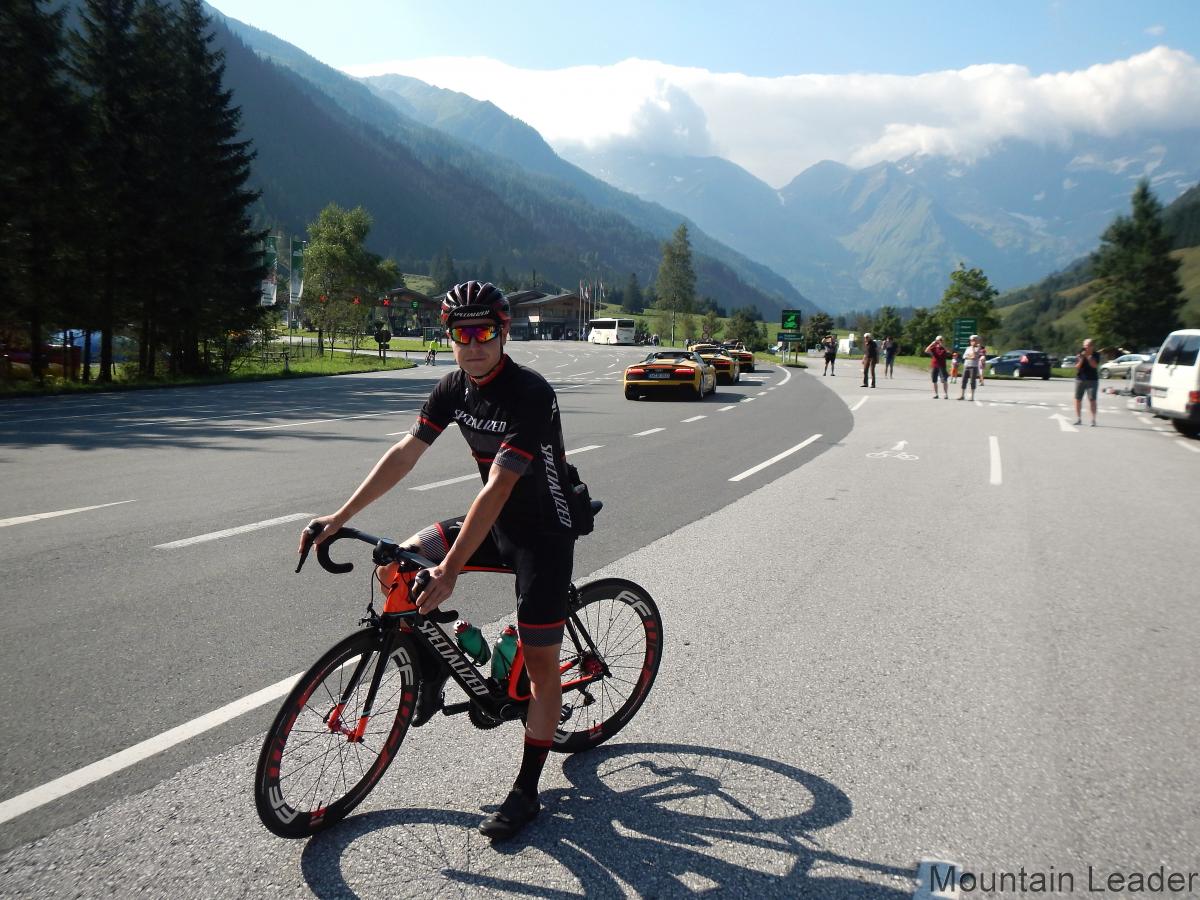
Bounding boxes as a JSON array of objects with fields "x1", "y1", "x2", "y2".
[{"x1": 1099, "y1": 353, "x2": 1151, "y2": 379}]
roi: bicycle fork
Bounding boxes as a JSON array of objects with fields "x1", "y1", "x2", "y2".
[{"x1": 324, "y1": 632, "x2": 397, "y2": 743}]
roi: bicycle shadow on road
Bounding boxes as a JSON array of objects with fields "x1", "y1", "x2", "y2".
[{"x1": 299, "y1": 742, "x2": 914, "y2": 899}]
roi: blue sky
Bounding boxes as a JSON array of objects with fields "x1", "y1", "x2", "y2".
[
  {"x1": 208, "y1": 1, "x2": 1200, "y2": 186},
  {"x1": 208, "y1": 0, "x2": 1199, "y2": 76}
]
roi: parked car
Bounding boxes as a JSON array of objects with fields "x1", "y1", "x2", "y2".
[
  {"x1": 987, "y1": 350, "x2": 1052, "y2": 379},
  {"x1": 1131, "y1": 354, "x2": 1156, "y2": 398},
  {"x1": 1061, "y1": 354, "x2": 1078, "y2": 368},
  {"x1": 1149, "y1": 329, "x2": 1200, "y2": 437},
  {"x1": 1099, "y1": 353, "x2": 1152, "y2": 379}
]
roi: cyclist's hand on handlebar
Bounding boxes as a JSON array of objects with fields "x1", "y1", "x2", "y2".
[
  {"x1": 299, "y1": 514, "x2": 345, "y2": 555},
  {"x1": 416, "y1": 565, "x2": 458, "y2": 615}
]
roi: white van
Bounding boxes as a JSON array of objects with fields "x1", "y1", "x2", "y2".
[{"x1": 1149, "y1": 328, "x2": 1200, "y2": 437}]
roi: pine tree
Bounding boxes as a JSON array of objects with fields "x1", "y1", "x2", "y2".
[
  {"x1": 431, "y1": 248, "x2": 458, "y2": 292},
  {"x1": 656, "y1": 224, "x2": 696, "y2": 316},
  {"x1": 171, "y1": 0, "x2": 263, "y2": 375},
  {"x1": 1085, "y1": 179, "x2": 1184, "y2": 349},
  {"x1": 804, "y1": 313, "x2": 834, "y2": 348},
  {"x1": 1, "y1": 0, "x2": 83, "y2": 382},
  {"x1": 624, "y1": 272, "x2": 644, "y2": 313},
  {"x1": 70, "y1": 0, "x2": 140, "y2": 382}
]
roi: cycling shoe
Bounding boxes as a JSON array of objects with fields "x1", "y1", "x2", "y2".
[{"x1": 478, "y1": 789, "x2": 540, "y2": 840}]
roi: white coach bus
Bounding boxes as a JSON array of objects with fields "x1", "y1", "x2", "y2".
[{"x1": 587, "y1": 317, "x2": 636, "y2": 345}]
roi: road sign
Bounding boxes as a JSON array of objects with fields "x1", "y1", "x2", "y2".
[
  {"x1": 780, "y1": 309, "x2": 803, "y2": 330},
  {"x1": 952, "y1": 317, "x2": 977, "y2": 351},
  {"x1": 777, "y1": 331, "x2": 803, "y2": 341}
]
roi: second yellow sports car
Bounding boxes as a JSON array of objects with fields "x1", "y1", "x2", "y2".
[
  {"x1": 624, "y1": 350, "x2": 716, "y2": 400},
  {"x1": 689, "y1": 343, "x2": 741, "y2": 384}
]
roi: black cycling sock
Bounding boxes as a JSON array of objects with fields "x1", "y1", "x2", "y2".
[{"x1": 514, "y1": 735, "x2": 552, "y2": 798}]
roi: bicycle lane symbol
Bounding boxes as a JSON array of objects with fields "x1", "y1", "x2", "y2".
[
  {"x1": 868, "y1": 440, "x2": 919, "y2": 461},
  {"x1": 299, "y1": 743, "x2": 917, "y2": 898}
]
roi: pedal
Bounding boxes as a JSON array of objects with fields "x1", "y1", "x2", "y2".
[
  {"x1": 441, "y1": 701, "x2": 470, "y2": 717},
  {"x1": 559, "y1": 704, "x2": 574, "y2": 724}
]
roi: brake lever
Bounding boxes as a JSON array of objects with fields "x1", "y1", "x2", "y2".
[{"x1": 296, "y1": 524, "x2": 323, "y2": 574}]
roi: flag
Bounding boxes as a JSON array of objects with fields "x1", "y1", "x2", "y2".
[
  {"x1": 260, "y1": 236, "x2": 278, "y2": 306},
  {"x1": 289, "y1": 239, "x2": 304, "y2": 302}
]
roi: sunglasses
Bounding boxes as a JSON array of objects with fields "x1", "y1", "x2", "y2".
[{"x1": 449, "y1": 323, "x2": 501, "y2": 345}]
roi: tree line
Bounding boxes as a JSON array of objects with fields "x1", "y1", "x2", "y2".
[{"x1": 1, "y1": 0, "x2": 263, "y2": 383}]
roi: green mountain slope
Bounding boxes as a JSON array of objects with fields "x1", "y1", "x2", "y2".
[{"x1": 214, "y1": 12, "x2": 813, "y2": 316}]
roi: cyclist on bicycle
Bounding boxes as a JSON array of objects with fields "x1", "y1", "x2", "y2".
[
  {"x1": 426, "y1": 337, "x2": 438, "y2": 365},
  {"x1": 302, "y1": 280, "x2": 579, "y2": 841}
]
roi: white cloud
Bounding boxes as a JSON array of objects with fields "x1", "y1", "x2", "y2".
[
  {"x1": 346, "y1": 47, "x2": 1200, "y2": 188},
  {"x1": 1145, "y1": 25, "x2": 1166, "y2": 37}
]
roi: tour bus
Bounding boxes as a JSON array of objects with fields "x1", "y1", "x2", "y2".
[{"x1": 587, "y1": 317, "x2": 636, "y2": 345}]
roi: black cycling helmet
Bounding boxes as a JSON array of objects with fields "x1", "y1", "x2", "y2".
[{"x1": 440, "y1": 280, "x2": 510, "y2": 326}]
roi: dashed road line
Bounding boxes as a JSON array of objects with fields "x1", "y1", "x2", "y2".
[
  {"x1": 681, "y1": 415, "x2": 706, "y2": 423},
  {"x1": 566, "y1": 445, "x2": 603, "y2": 455},
  {"x1": 154, "y1": 513, "x2": 312, "y2": 549},
  {"x1": 0, "y1": 499, "x2": 138, "y2": 529},
  {"x1": 989, "y1": 435, "x2": 1002, "y2": 485},
  {"x1": 236, "y1": 412, "x2": 392, "y2": 432},
  {"x1": 1177, "y1": 440, "x2": 1200, "y2": 453},
  {"x1": 718, "y1": 405, "x2": 736, "y2": 412},
  {"x1": 729, "y1": 434, "x2": 821, "y2": 482},
  {"x1": 633, "y1": 428, "x2": 665, "y2": 436},
  {"x1": 410, "y1": 474, "x2": 479, "y2": 491},
  {"x1": 850, "y1": 397, "x2": 869, "y2": 412}
]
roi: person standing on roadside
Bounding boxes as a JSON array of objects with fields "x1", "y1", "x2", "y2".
[
  {"x1": 861, "y1": 332, "x2": 878, "y2": 388},
  {"x1": 1074, "y1": 337, "x2": 1100, "y2": 426},
  {"x1": 958, "y1": 335, "x2": 983, "y2": 400},
  {"x1": 822, "y1": 334, "x2": 838, "y2": 376},
  {"x1": 883, "y1": 336, "x2": 897, "y2": 378},
  {"x1": 925, "y1": 336, "x2": 951, "y2": 399}
]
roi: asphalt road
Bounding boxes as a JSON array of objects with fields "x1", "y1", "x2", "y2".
[{"x1": 1, "y1": 348, "x2": 1197, "y2": 897}]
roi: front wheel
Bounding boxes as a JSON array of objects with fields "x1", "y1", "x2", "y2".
[
  {"x1": 254, "y1": 628, "x2": 422, "y2": 838},
  {"x1": 553, "y1": 578, "x2": 663, "y2": 753}
]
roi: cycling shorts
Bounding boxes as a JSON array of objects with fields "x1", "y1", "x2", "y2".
[
  {"x1": 412, "y1": 517, "x2": 574, "y2": 647},
  {"x1": 931, "y1": 365, "x2": 948, "y2": 383}
]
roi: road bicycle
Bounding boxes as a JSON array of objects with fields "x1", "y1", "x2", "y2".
[{"x1": 254, "y1": 510, "x2": 663, "y2": 838}]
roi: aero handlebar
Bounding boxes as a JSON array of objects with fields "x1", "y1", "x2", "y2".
[{"x1": 297, "y1": 525, "x2": 439, "y2": 599}]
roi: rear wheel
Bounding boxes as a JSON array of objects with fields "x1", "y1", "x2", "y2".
[
  {"x1": 255, "y1": 628, "x2": 421, "y2": 838},
  {"x1": 624, "y1": 386, "x2": 638, "y2": 401},
  {"x1": 554, "y1": 578, "x2": 663, "y2": 753},
  {"x1": 694, "y1": 378, "x2": 705, "y2": 399},
  {"x1": 1172, "y1": 419, "x2": 1200, "y2": 438}
]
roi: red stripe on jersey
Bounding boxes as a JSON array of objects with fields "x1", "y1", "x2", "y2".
[
  {"x1": 418, "y1": 416, "x2": 444, "y2": 434},
  {"x1": 499, "y1": 442, "x2": 534, "y2": 460}
]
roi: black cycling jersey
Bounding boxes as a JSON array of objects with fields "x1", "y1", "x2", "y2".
[{"x1": 409, "y1": 355, "x2": 578, "y2": 539}]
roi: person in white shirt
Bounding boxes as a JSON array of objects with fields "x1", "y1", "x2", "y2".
[{"x1": 958, "y1": 335, "x2": 985, "y2": 400}]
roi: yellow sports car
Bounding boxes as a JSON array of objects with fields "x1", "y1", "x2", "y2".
[
  {"x1": 689, "y1": 343, "x2": 741, "y2": 384},
  {"x1": 624, "y1": 350, "x2": 716, "y2": 400},
  {"x1": 721, "y1": 341, "x2": 755, "y2": 372}
]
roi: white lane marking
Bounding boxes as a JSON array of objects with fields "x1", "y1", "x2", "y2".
[
  {"x1": 741, "y1": 397, "x2": 756, "y2": 403},
  {"x1": 974, "y1": 399, "x2": 984, "y2": 407},
  {"x1": 566, "y1": 444, "x2": 603, "y2": 455},
  {"x1": 634, "y1": 428, "x2": 665, "y2": 436},
  {"x1": 410, "y1": 474, "x2": 479, "y2": 491},
  {"x1": 555, "y1": 363, "x2": 569, "y2": 368},
  {"x1": 155, "y1": 513, "x2": 312, "y2": 549},
  {"x1": 989, "y1": 435, "x2": 1002, "y2": 486},
  {"x1": 0, "y1": 671, "x2": 302, "y2": 828},
  {"x1": 729, "y1": 434, "x2": 822, "y2": 482},
  {"x1": 775, "y1": 366, "x2": 793, "y2": 386},
  {"x1": 718, "y1": 405, "x2": 736, "y2": 412},
  {"x1": 0, "y1": 500, "x2": 137, "y2": 529},
  {"x1": 1049, "y1": 413, "x2": 1078, "y2": 433},
  {"x1": 236, "y1": 412, "x2": 390, "y2": 431},
  {"x1": 850, "y1": 397, "x2": 869, "y2": 412},
  {"x1": 114, "y1": 405, "x2": 314, "y2": 429},
  {"x1": 1177, "y1": 440, "x2": 1200, "y2": 453},
  {"x1": 681, "y1": 415, "x2": 706, "y2": 423},
  {"x1": 572, "y1": 371, "x2": 595, "y2": 377},
  {"x1": 757, "y1": 391, "x2": 769, "y2": 396},
  {"x1": 915, "y1": 859, "x2": 960, "y2": 898}
]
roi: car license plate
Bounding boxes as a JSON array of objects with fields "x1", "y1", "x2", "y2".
[{"x1": 647, "y1": 371, "x2": 670, "y2": 379}]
